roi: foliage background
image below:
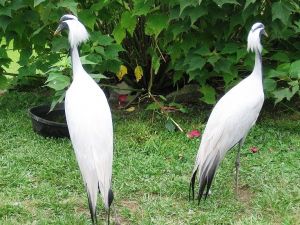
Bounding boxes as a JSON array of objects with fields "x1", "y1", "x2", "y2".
[{"x1": 0, "y1": 0, "x2": 300, "y2": 105}]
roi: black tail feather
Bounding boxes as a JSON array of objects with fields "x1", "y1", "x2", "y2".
[
  {"x1": 189, "y1": 168, "x2": 198, "y2": 201},
  {"x1": 204, "y1": 156, "x2": 219, "y2": 200},
  {"x1": 86, "y1": 188, "x2": 97, "y2": 225}
]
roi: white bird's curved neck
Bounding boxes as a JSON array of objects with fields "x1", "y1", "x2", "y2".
[
  {"x1": 252, "y1": 49, "x2": 262, "y2": 80},
  {"x1": 70, "y1": 46, "x2": 85, "y2": 79}
]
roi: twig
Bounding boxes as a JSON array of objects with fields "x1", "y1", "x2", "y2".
[{"x1": 155, "y1": 40, "x2": 166, "y2": 63}]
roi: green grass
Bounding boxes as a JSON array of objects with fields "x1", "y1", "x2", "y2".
[{"x1": 0, "y1": 92, "x2": 299, "y2": 225}]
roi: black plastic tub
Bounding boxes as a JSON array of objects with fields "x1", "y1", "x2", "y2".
[{"x1": 28, "y1": 103, "x2": 69, "y2": 138}]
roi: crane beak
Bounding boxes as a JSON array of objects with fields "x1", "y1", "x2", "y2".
[
  {"x1": 263, "y1": 30, "x2": 268, "y2": 37},
  {"x1": 54, "y1": 22, "x2": 67, "y2": 36}
]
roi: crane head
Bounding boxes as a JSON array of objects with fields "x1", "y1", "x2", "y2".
[
  {"x1": 54, "y1": 14, "x2": 89, "y2": 48},
  {"x1": 247, "y1": 22, "x2": 267, "y2": 53}
]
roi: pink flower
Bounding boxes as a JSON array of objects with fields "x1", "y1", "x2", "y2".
[
  {"x1": 186, "y1": 130, "x2": 201, "y2": 139},
  {"x1": 250, "y1": 146, "x2": 259, "y2": 153}
]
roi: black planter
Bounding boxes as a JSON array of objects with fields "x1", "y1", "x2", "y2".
[{"x1": 28, "y1": 103, "x2": 69, "y2": 138}]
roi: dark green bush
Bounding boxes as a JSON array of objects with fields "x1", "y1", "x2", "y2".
[{"x1": 0, "y1": 0, "x2": 299, "y2": 105}]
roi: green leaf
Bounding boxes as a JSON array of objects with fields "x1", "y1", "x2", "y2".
[
  {"x1": 80, "y1": 55, "x2": 97, "y2": 65},
  {"x1": 78, "y1": 10, "x2": 96, "y2": 30},
  {"x1": 50, "y1": 90, "x2": 66, "y2": 111},
  {"x1": 270, "y1": 52, "x2": 290, "y2": 63},
  {"x1": 272, "y1": 2, "x2": 290, "y2": 25},
  {"x1": 178, "y1": 0, "x2": 198, "y2": 15},
  {"x1": 45, "y1": 73, "x2": 70, "y2": 91},
  {"x1": 112, "y1": 24, "x2": 126, "y2": 44},
  {"x1": 133, "y1": 0, "x2": 152, "y2": 16},
  {"x1": 289, "y1": 60, "x2": 300, "y2": 78},
  {"x1": 244, "y1": 0, "x2": 256, "y2": 10},
  {"x1": 200, "y1": 85, "x2": 216, "y2": 104},
  {"x1": 145, "y1": 13, "x2": 169, "y2": 38},
  {"x1": 0, "y1": 15, "x2": 10, "y2": 31},
  {"x1": 263, "y1": 78, "x2": 277, "y2": 92},
  {"x1": 213, "y1": 0, "x2": 239, "y2": 7},
  {"x1": 120, "y1": 11, "x2": 137, "y2": 35},
  {"x1": 221, "y1": 43, "x2": 239, "y2": 54},
  {"x1": 90, "y1": 32, "x2": 114, "y2": 46},
  {"x1": 273, "y1": 88, "x2": 294, "y2": 104},
  {"x1": 165, "y1": 119, "x2": 176, "y2": 132},
  {"x1": 146, "y1": 102, "x2": 161, "y2": 111},
  {"x1": 57, "y1": 0, "x2": 78, "y2": 15},
  {"x1": 152, "y1": 54, "x2": 160, "y2": 75},
  {"x1": 51, "y1": 36, "x2": 69, "y2": 52},
  {"x1": 214, "y1": 58, "x2": 232, "y2": 74},
  {"x1": 207, "y1": 55, "x2": 220, "y2": 66},
  {"x1": 34, "y1": 0, "x2": 46, "y2": 7},
  {"x1": 186, "y1": 56, "x2": 206, "y2": 73},
  {"x1": 90, "y1": 73, "x2": 107, "y2": 82},
  {"x1": 0, "y1": 75, "x2": 8, "y2": 89}
]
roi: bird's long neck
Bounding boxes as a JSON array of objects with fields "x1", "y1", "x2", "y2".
[
  {"x1": 70, "y1": 46, "x2": 85, "y2": 80},
  {"x1": 252, "y1": 49, "x2": 263, "y2": 81}
]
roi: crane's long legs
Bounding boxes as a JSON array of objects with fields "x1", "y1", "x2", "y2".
[{"x1": 235, "y1": 140, "x2": 243, "y2": 198}]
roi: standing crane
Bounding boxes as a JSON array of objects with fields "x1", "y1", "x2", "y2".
[
  {"x1": 54, "y1": 15, "x2": 114, "y2": 224},
  {"x1": 189, "y1": 23, "x2": 267, "y2": 203}
]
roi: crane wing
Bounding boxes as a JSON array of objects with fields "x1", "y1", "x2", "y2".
[
  {"x1": 65, "y1": 74, "x2": 113, "y2": 212},
  {"x1": 190, "y1": 76, "x2": 264, "y2": 202}
]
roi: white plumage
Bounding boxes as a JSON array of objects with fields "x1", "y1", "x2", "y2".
[
  {"x1": 190, "y1": 22, "x2": 267, "y2": 202},
  {"x1": 54, "y1": 15, "x2": 114, "y2": 224}
]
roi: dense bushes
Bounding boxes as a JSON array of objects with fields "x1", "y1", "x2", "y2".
[{"x1": 0, "y1": 0, "x2": 299, "y2": 105}]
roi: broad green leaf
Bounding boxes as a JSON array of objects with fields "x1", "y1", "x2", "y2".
[
  {"x1": 0, "y1": 75, "x2": 8, "y2": 89},
  {"x1": 263, "y1": 78, "x2": 277, "y2": 92},
  {"x1": 80, "y1": 55, "x2": 98, "y2": 65},
  {"x1": 104, "y1": 44, "x2": 124, "y2": 60},
  {"x1": 207, "y1": 55, "x2": 220, "y2": 66},
  {"x1": 185, "y1": 55, "x2": 206, "y2": 73},
  {"x1": 165, "y1": 119, "x2": 176, "y2": 132},
  {"x1": 57, "y1": 0, "x2": 78, "y2": 15},
  {"x1": 30, "y1": 24, "x2": 47, "y2": 39},
  {"x1": 273, "y1": 88, "x2": 294, "y2": 103},
  {"x1": 194, "y1": 45, "x2": 211, "y2": 56},
  {"x1": 270, "y1": 52, "x2": 289, "y2": 63},
  {"x1": 272, "y1": 2, "x2": 290, "y2": 25},
  {"x1": 90, "y1": 32, "x2": 114, "y2": 46},
  {"x1": 214, "y1": 58, "x2": 232, "y2": 74},
  {"x1": 90, "y1": 73, "x2": 107, "y2": 82},
  {"x1": 178, "y1": 0, "x2": 198, "y2": 15},
  {"x1": 45, "y1": 73, "x2": 70, "y2": 91},
  {"x1": 152, "y1": 54, "x2": 160, "y2": 75},
  {"x1": 50, "y1": 90, "x2": 66, "y2": 111},
  {"x1": 267, "y1": 69, "x2": 286, "y2": 79},
  {"x1": 221, "y1": 43, "x2": 239, "y2": 54},
  {"x1": 120, "y1": 11, "x2": 137, "y2": 35},
  {"x1": 213, "y1": 0, "x2": 239, "y2": 7},
  {"x1": 244, "y1": 0, "x2": 256, "y2": 10},
  {"x1": 289, "y1": 60, "x2": 300, "y2": 78},
  {"x1": 146, "y1": 102, "x2": 161, "y2": 110},
  {"x1": 0, "y1": 15, "x2": 10, "y2": 31},
  {"x1": 200, "y1": 85, "x2": 216, "y2": 104},
  {"x1": 145, "y1": 13, "x2": 169, "y2": 38},
  {"x1": 34, "y1": 0, "x2": 46, "y2": 7},
  {"x1": 78, "y1": 10, "x2": 96, "y2": 30},
  {"x1": 51, "y1": 37, "x2": 69, "y2": 52},
  {"x1": 112, "y1": 24, "x2": 126, "y2": 44},
  {"x1": 133, "y1": 0, "x2": 152, "y2": 16}
]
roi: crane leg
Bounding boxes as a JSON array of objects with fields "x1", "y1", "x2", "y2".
[{"x1": 235, "y1": 141, "x2": 242, "y2": 198}]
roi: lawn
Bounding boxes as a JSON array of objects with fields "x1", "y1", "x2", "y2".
[{"x1": 0, "y1": 91, "x2": 299, "y2": 225}]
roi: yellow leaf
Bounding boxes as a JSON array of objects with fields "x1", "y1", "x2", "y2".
[
  {"x1": 116, "y1": 65, "x2": 128, "y2": 80},
  {"x1": 134, "y1": 65, "x2": 143, "y2": 82},
  {"x1": 125, "y1": 106, "x2": 135, "y2": 112}
]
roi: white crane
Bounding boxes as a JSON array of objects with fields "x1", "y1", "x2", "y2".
[
  {"x1": 189, "y1": 23, "x2": 267, "y2": 203},
  {"x1": 54, "y1": 15, "x2": 114, "y2": 224}
]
